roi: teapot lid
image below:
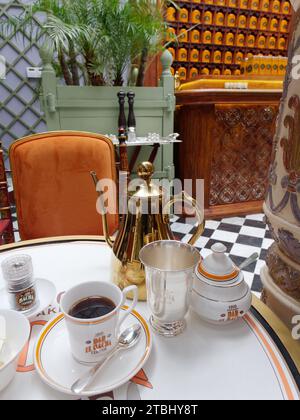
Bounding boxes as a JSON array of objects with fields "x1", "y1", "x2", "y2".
[
  {"x1": 130, "y1": 162, "x2": 162, "y2": 199},
  {"x1": 197, "y1": 243, "x2": 240, "y2": 282}
]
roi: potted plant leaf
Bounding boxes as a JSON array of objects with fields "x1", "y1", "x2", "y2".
[{"x1": 1, "y1": 0, "x2": 177, "y2": 178}]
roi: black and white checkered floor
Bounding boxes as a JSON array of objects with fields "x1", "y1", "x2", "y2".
[
  {"x1": 170, "y1": 213, "x2": 273, "y2": 297},
  {"x1": 11, "y1": 206, "x2": 272, "y2": 297}
]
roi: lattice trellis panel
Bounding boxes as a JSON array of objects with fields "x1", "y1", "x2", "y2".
[{"x1": 0, "y1": 0, "x2": 47, "y2": 162}]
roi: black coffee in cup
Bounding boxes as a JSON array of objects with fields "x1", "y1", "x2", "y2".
[{"x1": 69, "y1": 296, "x2": 116, "y2": 319}]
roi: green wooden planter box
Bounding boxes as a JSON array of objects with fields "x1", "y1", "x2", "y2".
[{"x1": 40, "y1": 50, "x2": 176, "y2": 179}]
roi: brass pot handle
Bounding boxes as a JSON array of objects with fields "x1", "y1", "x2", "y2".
[{"x1": 163, "y1": 191, "x2": 205, "y2": 246}]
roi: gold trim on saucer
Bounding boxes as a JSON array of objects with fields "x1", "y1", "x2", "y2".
[{"x1": 34, "y1": 306, "x2": 152, "y2": 396}]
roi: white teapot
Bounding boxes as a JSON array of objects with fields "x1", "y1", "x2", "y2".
[{"x1": 191, "y1": 243, "x2": 255, "y2": 324}]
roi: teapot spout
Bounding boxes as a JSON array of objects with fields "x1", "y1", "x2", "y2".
[{"x1": 90, "y1": 171, "x2": 114, "y2": 249}]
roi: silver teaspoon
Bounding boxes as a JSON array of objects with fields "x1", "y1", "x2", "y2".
[
  {"x1": 71, "y1": 324, "x2": 142, "y2": 395},
  {"x1": 239, "y1": 253, "x2": 259, "y2": 271}
]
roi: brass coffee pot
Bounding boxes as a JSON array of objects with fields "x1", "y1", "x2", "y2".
[{"x1": 91, "y1": 162, "x2": 205, "y2": 301}]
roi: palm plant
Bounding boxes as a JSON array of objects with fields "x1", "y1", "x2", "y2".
[{"x1": 1, "y1": 0, "x2": 174, "y2": 86}]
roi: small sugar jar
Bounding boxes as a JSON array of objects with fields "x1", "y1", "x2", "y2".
[{"x1": 2, "y1": 255, "x2": 38, "y2": 312}]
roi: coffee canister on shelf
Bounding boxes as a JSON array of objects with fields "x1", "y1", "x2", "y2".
[
  {"x1": 234, "y1": 69, "x2": 241, "y2": 75},
  {"x1": 213, "y1": 68, "x2": 221, "y2": 75},
  {"x1": 214, "y1": 31, "x2": 224, "y2": 44},
  {"x1": 267, "y1": 36, "x2": 277, "y2": 49},
  {"x1": 191, "y1": 29, "x2": 201, "y2": 43},
  {"x1": 227, "y1": 13, "x2": 237, "y2": 27},
  {"x1": 178, "y1": 66, "x2": 187, "y2": 80},
  {"x1": 201, "y1": 67, "x2": 210, "y2": 75},
  {"x1": 258, "y1": 35, "x2": 267, "y2": 48},
  {"x1": 216, "y1": 12, "x2": 225, "y2": 26},
  {"x1": 235, "y1": 51, "x2": 244, "y2": 65},
  {"x1": 265, "y1": 57, "x2": 273, "y2": 74},
  {"x1": 191, "y1": 9, "x2": 201, "y2": 23},
  {"x1": 258, "y1": 55, "x2": 266, "y2": 76},
  {"x1": 253, "y1": 56, "x2": 260, "y2": 74},
  {"x1": 280, "y1": 19, "x2": 289, "y2": 33},
  {"x1": 167, "y1": 7, "x2": 176, "y2": 22},
  {"x1": 178, "y1": 47, "x2": 188, "y2": 62},
  {"x1": 245, "y1": 57, "x2": 253, "y2": 75},
  {"x1": 246, "y1": 34, "x2": 255, "y2": 47},
  {"x1": 278, "y1": 56, "x2": 287, "y2": 75},
  {"x1": 270, "y1": 18, "x2": 279, "y2": 32},
  {"x1": 216, "y1": 0, "x2": 226, "y2": 5},
  {"x1": 260, "y1": 17, "x2": 269, "y2": 30},
  {"x1": 236, "y1": 33, "x2": 245, "y2": 46},
  {"x1": 271, "y1": 56, "x2": 279, "y2": 75},
  {"x1": 238, "y1": 15, "x2": 247, "y2": 28},
  {"x1": 202, "y1": 49, "x2": 211, "y2": 63},
  {"x1": 226, "y1": 32, "x2": 235, "y2": 45},
  {"x1": 203, "y1": 10, "x2": 213, "y2": 25},
  {"x1": 249, "y1": 16, "x2": 258, "y2": 29},
  {"x1": 203, "y1": 30, "x2": 212, "y2": 44},
  {"x1": 189, "y1": 67, "x2": 199, "y2": 79},
  {"x1": 178, "y1": 28, "x2": 189, "y2": 43},
  {"x1": 179, "y1": 8, "x2": 189, "y2": 23},
  {"x1": 224, "y1": 68, "x2": 232, "y2": 75},
  {"x1": 228, "y1": 0, "x2": 238, "y2": 7},
  {"x1": 272, "y1": 0, "x2": 281, "y2": 13},
  {"x1": 239, "y1": 0, "x2": 249, "y2": 9},
  {"x1": 249, "y1": 0, "x2": 260, "y2": 10},
  {"x1": 213, "y1": 50, "x2": 222, "y2": 63},
  {"x1": 224, "y1": 51, "x2": 233, "y2": 64},
  {"x1": 166, "y1": 27, "x2": 176, "y2": 42},
  {"x1": 282, "y1": 1, "x2": 291, "y2": 14},
  {"x1": 261, "y1": 0, "x2": 270, "y2": 11},
  {"x1": 278, "y1": 37, "x2": 286, "y2": 50},
  {"x1": 190, "y1": 48, "x2": 200, "y2": 62}
]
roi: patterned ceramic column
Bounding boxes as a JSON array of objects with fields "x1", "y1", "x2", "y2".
[{"x1": 261, "y1": 0, "x2": 300, "y2": 329}]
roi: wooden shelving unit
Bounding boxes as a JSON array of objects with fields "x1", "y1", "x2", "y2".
[{"x1": 166, "y1": 0, "x2": 292, "y2": 78}]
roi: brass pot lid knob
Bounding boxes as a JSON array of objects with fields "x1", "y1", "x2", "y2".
[{"x1": 137, "y1": 162, "x2": 154, "y2": 183}]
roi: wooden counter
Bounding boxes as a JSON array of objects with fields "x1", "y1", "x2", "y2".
[{"x1": 175, "y1": 89, "x2": 283, "y2": 219}]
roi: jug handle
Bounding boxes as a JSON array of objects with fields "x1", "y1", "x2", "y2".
[{"x1": 163, "y1": 191, "x2": 205, "y2": 246}]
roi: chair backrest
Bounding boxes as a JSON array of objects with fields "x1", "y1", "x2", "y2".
[
  {"x1": 0, "y1": 142, "x2": 14, "y2": 244},
  {"x1": 9, "y1": 131, "x2": 118, "y2": 240}
]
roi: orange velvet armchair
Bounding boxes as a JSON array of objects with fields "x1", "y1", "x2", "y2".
[
  {"x1": 9, "y1": 131, "x2": 118, "y2": 241},
  {"x1": 0, "y1": 142, "x2": 14, "y2": 244}
]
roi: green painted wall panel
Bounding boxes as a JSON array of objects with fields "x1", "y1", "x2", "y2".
[{"x1": 40, "y1": 51, "x2": 175, "y2": 178}]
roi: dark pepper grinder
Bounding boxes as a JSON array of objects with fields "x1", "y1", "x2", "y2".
[
  {"x1": 127, "y1": 91, "x2": 136, "y2": 142},
  {"x1": 117, "y1": 91, "x2": 127, "y2": 134},
  {"x1": 117, "y1": 91, "x2": 129, "y2": 181}
]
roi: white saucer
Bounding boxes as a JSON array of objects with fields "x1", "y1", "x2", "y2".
[
  {"x1": 0, "y1": 278, "x2": 57, "y2": 320},
  {"x1": 34, "y1": 309, "x2": 152, "y2": 397}
]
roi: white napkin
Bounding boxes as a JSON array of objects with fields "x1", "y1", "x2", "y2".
[{"x1": 0, "y1": 315, "x2": 6, "y2": 355}]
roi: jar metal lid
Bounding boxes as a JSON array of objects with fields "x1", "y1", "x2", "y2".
[{"x1": 2, "y1": 255, "x2": 33, "y2": 284}]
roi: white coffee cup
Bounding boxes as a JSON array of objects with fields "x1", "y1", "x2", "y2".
[{"x1": 60, "y1": 281, "x2": 138, "y2": 365}]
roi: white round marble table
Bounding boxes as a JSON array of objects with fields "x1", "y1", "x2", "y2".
[{"x1": 0, "y1": 237, "x2": 299, "y2": 401}]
